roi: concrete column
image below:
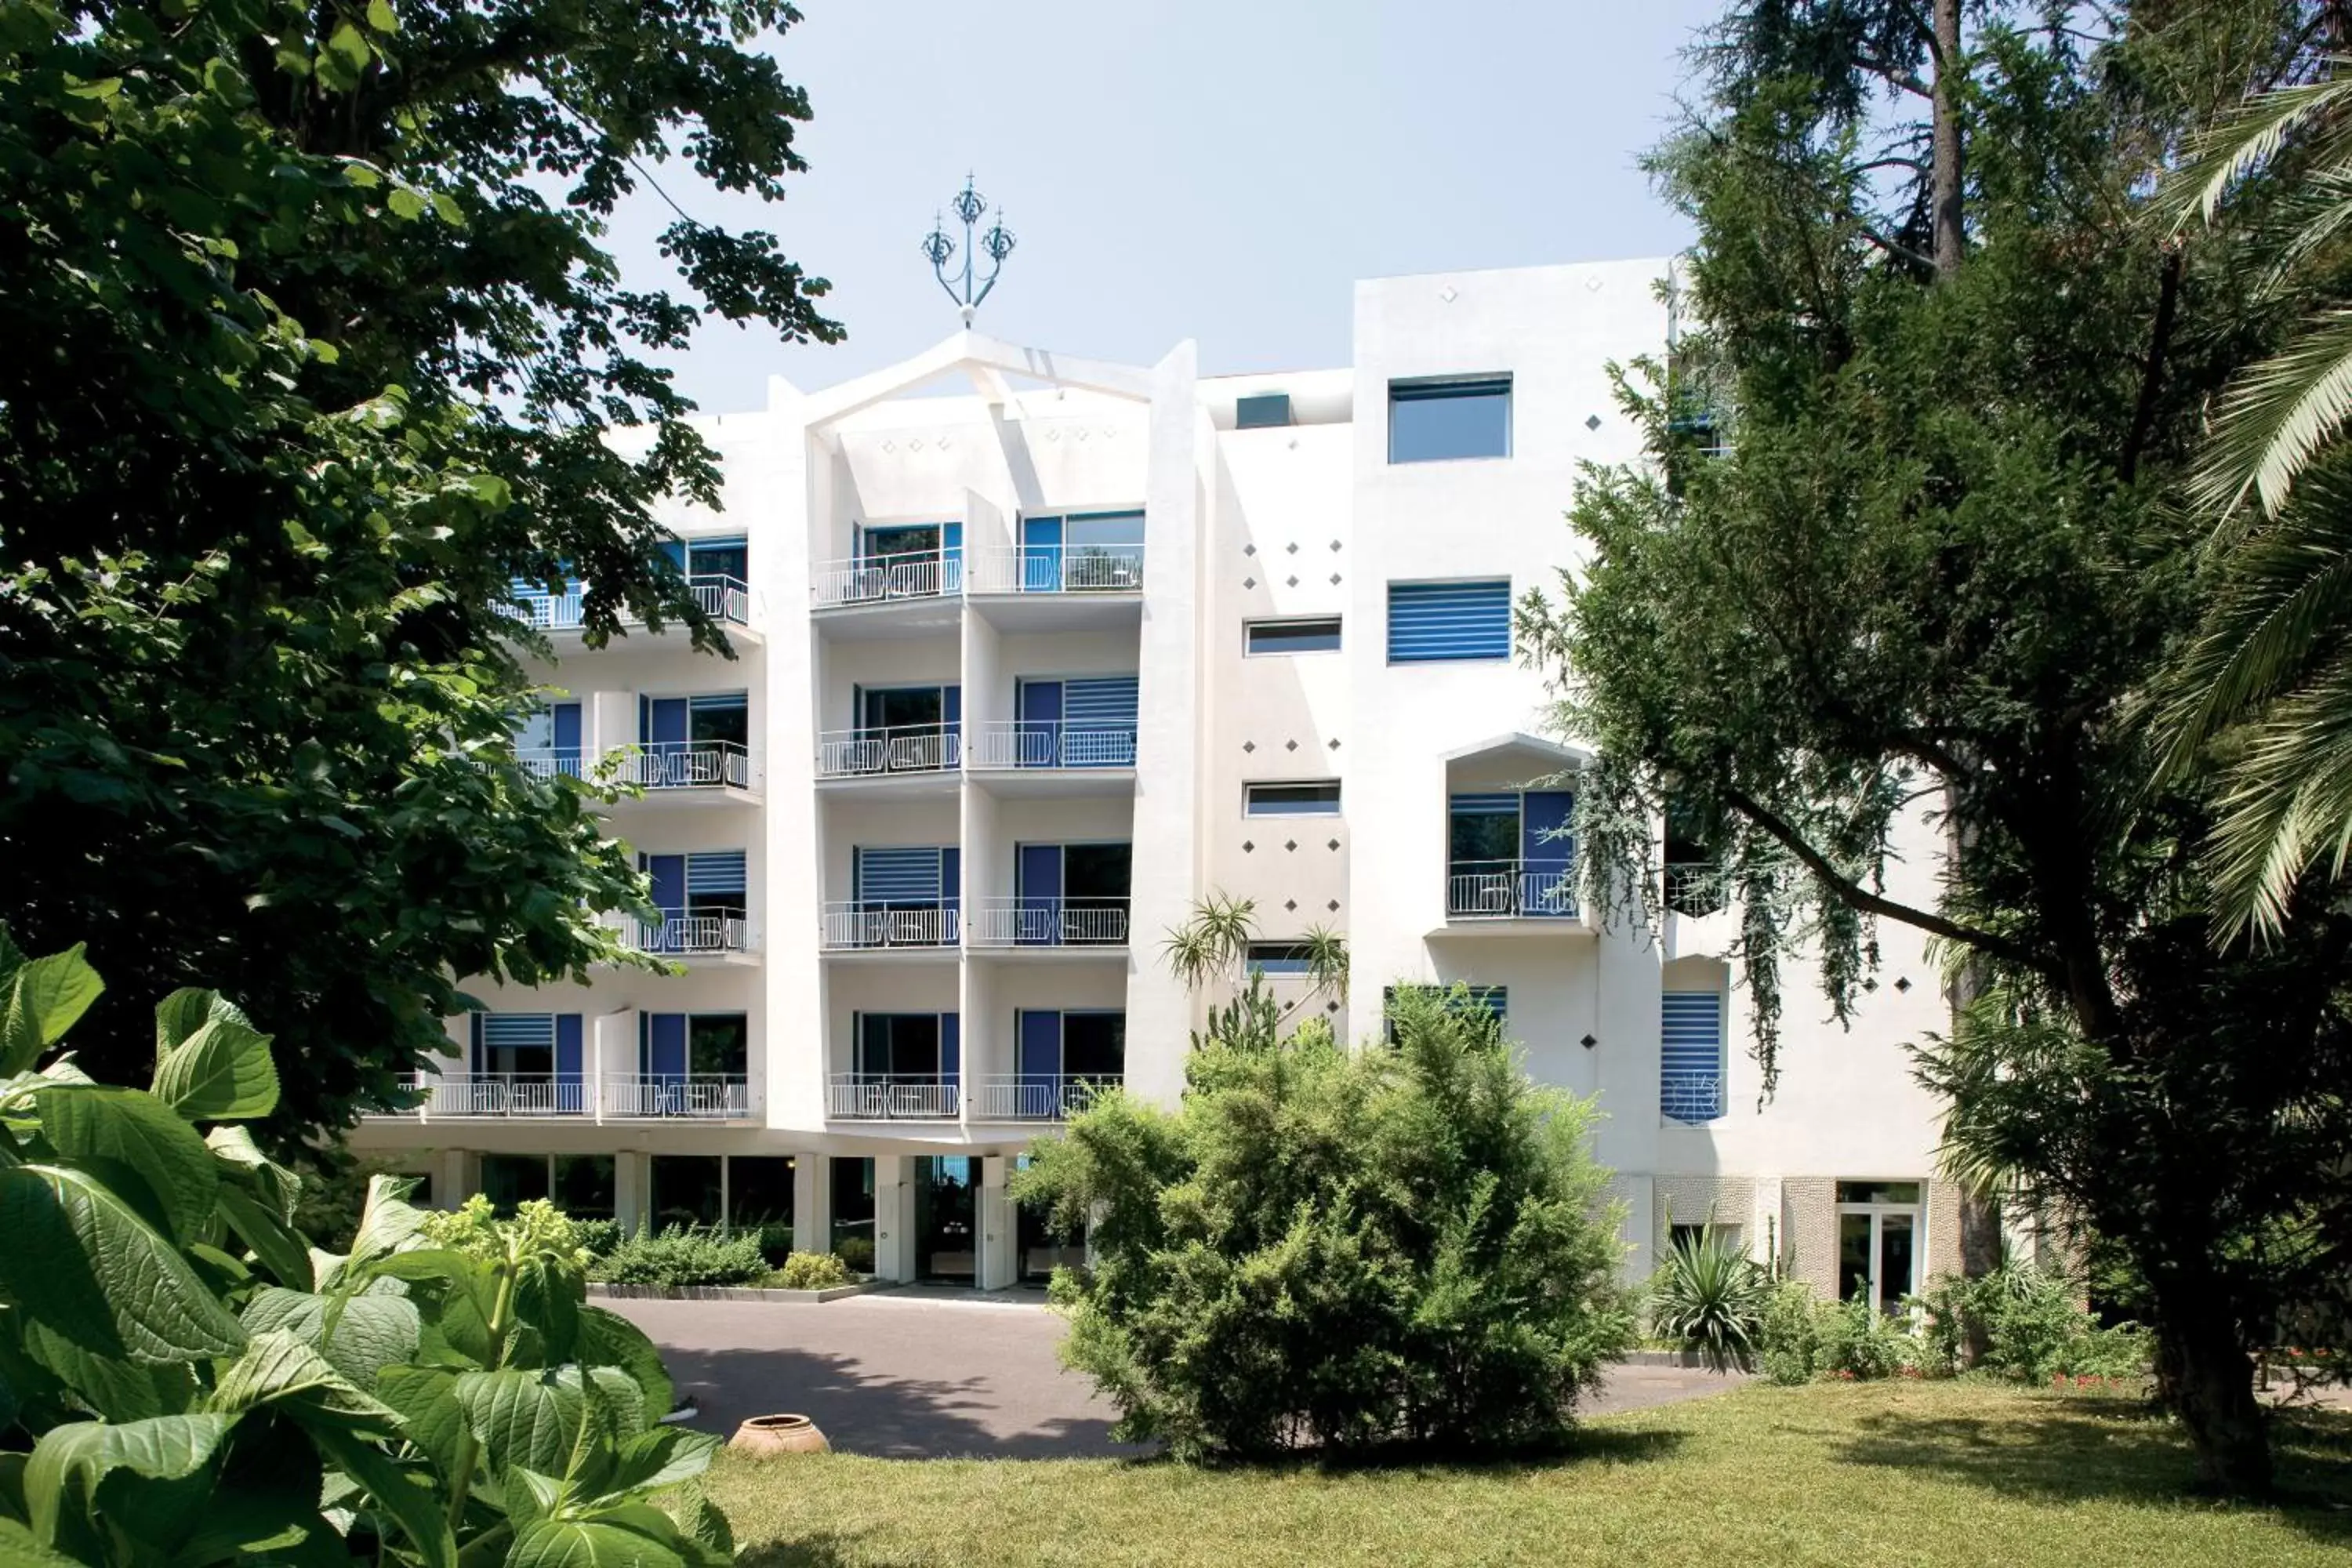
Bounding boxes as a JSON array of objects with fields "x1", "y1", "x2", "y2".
[
  {"x1": 434, "y1": 1149, "x2": 468, "y2": 1211},
  {"x1": 793, "y1": 1152, "x2": 828, "y2": 1257},
  {"x1": 873, "y1": 1155, "x2": 917, "y2": 1283},
  {"x1": 978, "y1": 1155, "x2": 1017, "y2": 1290},
  {"x1": 614, "y1": 1151, "x2": 649, "y2": 1236}
]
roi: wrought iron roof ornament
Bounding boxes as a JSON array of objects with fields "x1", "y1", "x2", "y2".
[{"x1": 923, "y1": 175, "x2": 1014, "y2": 325}]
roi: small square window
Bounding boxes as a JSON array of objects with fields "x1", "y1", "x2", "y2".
[
  {"x1": 1389, "y1": 376, "x2": 1511, "y2": 463},
  {"x1": 1244, "y1": 782, "x2": 1341, "y2": 817},
  {"x1": 1245, "y1": 618, "x2": 1342, "y2": 655},
  {"x1": 1236, "y1": 393, "x2": 1292, "y2": 429}
]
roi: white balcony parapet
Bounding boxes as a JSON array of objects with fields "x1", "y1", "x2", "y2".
[
  {"x1": 612, "y1": 740, "x2": 759, "y2": 793},
  {"x1": 1661, "y1": 1072, "x2": 1726, "y2": 1124},
  {"x1": 511, "y1": 749, "x2": 586, "y2": 782},
  {"x1": 966, "y1": 545, "x2": 1145, "y2": 595},
  {"x1": 620, "y1": 907, "x2": 750, "y2": 956},
  {"x1": 966, "y1": 898, "x2": 1129, "y2": 948},
  {"x1": 811, "y1": 552, "x2": 960, "y2": 608},
  {"x1": 968, "y1": 1073, "x2": 1121, "y2": 1120},
  {"x1": 826, "y1": 1074, "x2": 960, "y2": 1120},
  {"x1": 966, "y1": 720, "x2": 1137, "y2": 771},
  {"x1": 510, "y1": 573, "x2": 751, "y2": 632},
  {"x1": 821, "y1": 902, "x2": 960, "y2": 949},
  {"x1": 378, "y1": 1073, "x2": 751, "y2": 1120},
  {"x1": 815, "y1": 724, "x2": 960, "y2": 779},
  {"x1": 1445, "y1": 860, "x2": 1578, "y2": 920}
]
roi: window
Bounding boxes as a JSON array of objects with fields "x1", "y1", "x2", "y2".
[
  {"x1": 1246, "y1": 942, "x2": 1315, "y2": 978},
  {"x1": 1018, "y1": 510, "x2": 1145, "y2": 592},
  {"x1": 1446, "y1": 790, "x2": 1575, "y2": 918},
  {"x1": 1389, "y1": 376, "x2": 1511, "y2": 463},
  {"x1": 1015, "y1": 1010, "x2": 1127, "y2": 1083},
  {"x1": 1382, "y1": 984, "x2": 1507, "y2": 1043},
  {"x1": 637, "y1": 1011, "x2": 749, "y2": 1079},
  {"x1": 1244, "y1": 781, "x2": 1341, "y2": 816},
  {"x1": 650, "y1": 1154, "x2": 722, "y2": 1230},
  {"x1": 1837, "y1": 1181, "x2": 1924, "y2": 1313},
  {"x1": 479, "y1": 1154, "x2": 550, "y2": 1215},
  {"x1": 684, "y1": 535, "x2": 747, "y2": 583},
  {"x1": 1388, "y1": 579, "x2": 1511, "y2": 662},
  {"x1": 1661, "y1": 991, "x2": 1726, "y2": 1123},
  {"x1": 728, "y1": 1156, "x2": 796, "y2": 1237},
  {"x1": 1236, "y1": 392, "x2": 1292, "y2": 429},
  {"x1": 1014, "y1": 675, "x2": 1138, "y2": 768},
  {"x1": 554, "y1": 1155, "x2": 615, "y2": 1220},
  {"x1": 469, "y1": 1012, "x2": 583, "y2": 1080},
  {"x1": 515, "y1": 702, "x2": 582, "y2": 777},
  {"x1": 1245, "y1": 617, "x2": 1342, "y2": 655},
  {"x1": 856, "y1": 1013, "x2": 957, "y2": 1080}
]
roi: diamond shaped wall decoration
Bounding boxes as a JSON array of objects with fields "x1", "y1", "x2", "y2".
[
  {"x1": 1243, "y1": 741, "x2": 1256, "y2": 753},
  {"x1": 1286, "y1": 542, "x2": 1299, "y2": 554},
  {"x1": 1439, "y1": 284, "x2": 1458, "y2": 303},
  {"x1": 1327, "y1": 899, "x2": 1341, "y2": 912},
  {"x1": 1327, "y1": 739, "x2": 1341, "y2": 750},
  {"x1": 1584, "y1": 414, "x2": 1602, "y2": 431},
  {"x1": 1243, "y1": 576, "x2": 1256, "y2": 590},
  {"x1": 1243, "y1": 543, "x2": 1256, "y2": 557},
  {"x1": 1330, "y1": 539, "x2": 1343, "y2": 552},
  {"x1": 1287, "y1": 575, "x2": 1299, "y2": 588},
  {"x1": 1284, "y1": 839, "x2": 1298, "y2": 852},
  {"x1": 1327, "y1": 839, "x2": 1341, "y2": 851},
  {"x1": 1330, "y1": 573, "x2": 1342, "y2": 586},
  {"x1": 1284, "y1": 899, "x2": 1298, "y2": 913},
  {"x1": 1284, "y1": 740, "x2": 1298, "y2": 751},
  {"x1": 1242, "y1": 840, "x2": 1254, "y2": 853}
]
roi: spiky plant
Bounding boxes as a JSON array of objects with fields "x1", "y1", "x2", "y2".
[
  {"x1": 1161, "y1": 891, "x2": 1258, "y2": 993},
  {"x1": 1650, "y1": 1226, "x2": 1773, "y2": 1375}
]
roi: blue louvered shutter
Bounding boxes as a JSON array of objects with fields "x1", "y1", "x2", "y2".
[
  {"x1": 1018, "y1": 1011, "x2": 1061, "y2": 1083},
  {"x1": 942, "y1": 1013, "x2": 960, "y2": 1086},
  {"x1": 1387, "y1": 580, "x2": 1512, "y2": 662},
  {"x1": 554, "y1": 1015, "x2": 583, "y2": 1106},
  {"x1": 644, "y1": 1013, "x2": 687, "y2": 1080},
  {"x1": 1064, "y1": 677, "x2": 1139, "y2": 768},
  {"x1": 1661, "y1": 992, "x2": 1726, "y2": 1123},
  {"x1": 643, "y1": 697, "x2": 688, "y2": 746},
  {"x1": 686, "y1": 850, "x2": 746, "y2": 897},
  {"x1": 855, "y1": 847, "x2": 942, "y2": 904},
  {"x1": 478, "y1": 1013, "x2": 555, "y2": 1073},
  {"x1": 550, "y1": 703, "x2": 582, "y2": 776},
  {"x1": 689, "y1": 692, "x2": 747, "y2": 714}
]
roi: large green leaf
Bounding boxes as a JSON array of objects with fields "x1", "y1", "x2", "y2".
[
  {"x1": 37, "y1": 1083, "x2": 219, "y2": 1242},
  {"x1": 24, "y1": 1413, "x2": 235, "y2": 1558},
  {"x1": 209, "y1": 1330, "x2": 398, "y2": 1426},
  {"x1": 241, "y1": 1286, "x2": 420, "y2": 1387},
  {"x1": 0, "y1": 1163, "x2": 247, "y2": 1363},
  {"x1": 0, "y1": 1517, "x2": 80, "y2": 1566},
  {"x1": 151, "y1": 988, "x2": 218, "y2": 1056},
  {"x1": 302, "y1": 1421, "x2": 457, "y2": 1568},
  {"x1": 19, "y1": 1319, "x2": 198, "y2": 1423},
  {"x1": 0, "y1": 946, "x2": 103, "y2": 1076},
  {"x1": 506, "y1": 1519, "x2": 689, "y2": 1568},
  {"x1": 344, "y1": 1173, "x2": 426, "y2": 1268},
  {"x1": 150, "y1": 1000, "x2": 278, "y2": 1120},
  {"x1": 217, "y1": 1185, "x2": 318, "y2": 1289},
  {"x1": 575, "y1": 1306, "x2": 671, "y2": 1417},
  {"x1": 375, "y1": 1364, "x2": 466, "y2": 1479},
  {"x1": 452, "y1": 1368, "x2": 584, "y2": 1476},
  {"x1": 597, "y1": 1428, "x2": 717, "y2": 1501},
  {"x1": 205, "y1": 1124, "x2": 302, "y2": 1221}
]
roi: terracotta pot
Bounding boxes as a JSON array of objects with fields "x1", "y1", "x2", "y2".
[{"x1": 729, "y1": 1414, "x2": 830, "y2": 1456}]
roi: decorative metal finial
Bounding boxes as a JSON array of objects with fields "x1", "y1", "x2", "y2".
[{"x1": 923, "y1": 174, "x2": 1015, "y2": 325}]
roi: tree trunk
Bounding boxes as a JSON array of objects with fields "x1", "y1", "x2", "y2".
[
  {"x1": 1931, "y1": 0, "x2": 1965, "y2": 278},
  {"x1": 2151, "y1": 1278, "x2": 2273, "y2": 1494}
]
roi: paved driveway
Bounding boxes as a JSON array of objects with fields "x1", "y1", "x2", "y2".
[{"x1": 610, "y1": 1290, "x2": 1748, "y2": 1458}]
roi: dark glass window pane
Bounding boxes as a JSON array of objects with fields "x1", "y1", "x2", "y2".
[
  {"x1": 1247, "y1": 942, "x2": 1314, "y2": 977},
  {"x1": 1389, "y1": 376, "x2": 1511, "y2": 463},
  {"x1": 1835, "y1": 1180, "x2": 1922, "y2": 1206},
  {"x1": 863, "y1": 524, "x2": 942, "y2": 561},
  {"x1": 1245, "y1": 782, "x2": 1341, "y2": 815},
  {"x1": 728, "y1": 1156, "x2": 796, "y2": 1229},
  {"x1": 829, "y1": 1157, "x2": 875, "y2": 1265},
  {"x1": 1449, "y1": 801, "x2": 1519, "y2": 865},
  {"x1": 552, "y1": 1156, "x2": 615, "y2": 1219},
  {"x1": 860, "y1": 1014, "x2": 940, "y2": 1078},
  {"x1": 1064, "y1": 510, "x2": 1145, "y2": 548},
  {"x1": 687, "y1": 539, "x2": 748, "y2": 581},
  {"x1": 481, "y1": 1154, "x2": 549, "y2": 1216},
  {"x1": 1838, "y1": 1213, "x2": 1875, "y2": 1303},
  {"x1": 1246, "y1": 619, "x2": 1342, "y2": 655},
  {"x1": 1062, "y1": 843, "x2": 1132, "y2": 901},
  {"x1": 862, "y1": 686, "x2": 945, "y2": 729},
  {"x1": 650, "y1": 1155, "x2": 722, "y2": 1230},
  {"x1": 1062, "y1": 1013, "x2": 1126, "y2": 1078},
  {"x1": 1879, "y1": 1214, "x2": 1916, "y2": 1312},
  {"x1": 689, "y1": 1014, "x2": 748, "y2": 1076},
  {"x1": 690, "y1": 703, "x2": 750, "y2": 746}
]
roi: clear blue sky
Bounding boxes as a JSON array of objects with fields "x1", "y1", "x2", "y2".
[{"x1": 611, "y1": 1, "x2": 1714, "y2": 412}]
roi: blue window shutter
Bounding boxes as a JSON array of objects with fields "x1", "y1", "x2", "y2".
[
  {"x1": 1450, "y1": 792, "x2": 1519, "y2": 816},
  {"x1": 1017, "y1": 844, "x2": 1062, "y2": 945},
  {"x1": 941, "y1": 847, "x2": 960, "y2": 913},
  {"x1": 1522, "y1": 791, "x2": 1573, "y2": 870},
  {"x1": 470, "y1": 1013, "x2": 484, "y2": 1073},
  {"x1": 554, "y1": 1015, "x2": 583, "y2": 1086},
  {"x1": 1018, "y1": 680, "x2": 1063, "y2": 724},
  {"x1": 643, "y1": 853, "x2": 684, "y2": 909},
  {"x1": 645, "y1": 1013, "x2": 687, "y2": 1079},
  {"x1": 942, "y1": 1014, "x2": 961, "y2": 1086},
  {"x1": 645, "y1": 698, "x2": 688, "y2": 746},
  {"x1": 685, "y1": 850, "x2": 746, "y2": 896},
  {"x1": 688, "y1": 692, "x2": 747, "y2": 714},
  {"x1": 1064, "y1": 676, "x2": 1139, "y2": 724},
  {"x1": 1022, "y1": 517, "x2": 1062, "y2": 591},
  {"x1": 855, "y1": 847, "x2": 942, "y2": 902},
  {"x1": 1661, "y1": 992, "x2": 1726, "y2": 1122},
  {"x1": 482, "y1": 1013, "x2": 556, "y2": 1051},
  {"x1": 1018, "y1": 1011, "x2": 1062, "y2": 1080},
  {"x1": 657, "y1": 540, "x2": 686, "y2": 570},
  {"x1": 1387, "y1": 580, "x2": 1512, "y2": 662},
  {"x1": 944, "y1": 684, "x2": 961, "y2": 726}
]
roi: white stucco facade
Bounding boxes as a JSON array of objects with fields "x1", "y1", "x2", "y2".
[{"x1": 354, "y1": 258, "x2": 1961, "y2": 1300}]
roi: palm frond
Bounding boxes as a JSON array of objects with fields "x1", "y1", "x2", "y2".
[
  {"x1": 2201, "y1": 653, "x2": 2352, "y2": 942},
  {"x1": 2163, "y1": 61, "x2": 2352, "y2": 234},
  {"x1": 1160, "y1": 891, "x2": 1259, "y2": 993},
  {"x1": 2193, "y1": 307, "x2": 2352, "y2": 515},
  {"x1": 1299, "y1": 924, "x2": 1350, "y2": 1005}
]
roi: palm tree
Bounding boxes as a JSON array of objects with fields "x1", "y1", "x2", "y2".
[
  {"x1": 2161, "y1": 59, "x2": 2352, "y2": 938},
  {"x1": 1160, "y1": 891, "x2": 1257, "y2": 993}
]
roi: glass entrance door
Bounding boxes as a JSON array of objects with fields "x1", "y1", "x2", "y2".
[
  {"x1": 1835, "y1": 1180, "x2": 1923, "y2": 1312},
  {"x1": 913, "y1": 1156, "x2": 977, "y2": 1282}
]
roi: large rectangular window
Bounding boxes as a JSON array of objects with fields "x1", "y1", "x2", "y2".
[
  {"x1": 1244, "y1": 781, "x2": 1341, "y2": 816},
  {"x1": 1388, "y1": 579, "x2": 1511, "y2": 662},
  {"x1": 1245, "y1": 618, "x2": 1342, "y2": 655},
  {"x1": 1389, "y1": 376, "x2": 1511, "y2": 463}
]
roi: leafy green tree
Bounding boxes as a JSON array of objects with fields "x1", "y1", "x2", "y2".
[
  {"x1": 1520, "y1": 2, "x2": 2352, "y2": 1491},
  {"x1": 0, "y1": 0, "x2": 840, "y2": 1153},
  {"x1": 1014, "y1": 982, "x2": 1635, "y2": 1460},
  {"x1": 0, "y1": 932, "x2": 733, "y2": 1565}
]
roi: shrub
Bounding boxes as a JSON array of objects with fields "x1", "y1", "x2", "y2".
[
  {"x1": 771, "y1": 1251, "x2": 852, "y2": 1290},
  {"x1": 833, "y1": 1235, "x2": 877, "y2": 1274},
  {"x1": 0, "y1": 933, "x2": 733, "y2": 1566},
  {"x1": 590, "y1": 1223, "x2": 769, "y2": 1289},
  {"x1": 1649, "y1": 1228, "x2": 1773, "y2": 1373},
  {"x1": 1759, "y1": 1280, "x2": 1824, "y2": 1385},
  {"x1": 1013, "y1": 978, "x2": 1637, "y2": 1460},
  {"x1": 1918, "y1": 1263, "x2": 2154, "y2": 1383},
  {"x1": 753, "y1": 1221, "x2": 795, "y2": 1267},
  {"x1": 571, "y1": 1216, "x2": 624, "y2": 1258},
  {"x1": 1816, "y1": 1294, "x2": 1922, "y2": 1380}
]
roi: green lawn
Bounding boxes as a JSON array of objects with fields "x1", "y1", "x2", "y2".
[{"x1": 709, "y1": 1381, "x2": 2352, "y2": 1567}]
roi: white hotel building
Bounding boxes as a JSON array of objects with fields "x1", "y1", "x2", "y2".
[{"x1": 354, "y1": 258, "x2": 1962, "y2": 1305}]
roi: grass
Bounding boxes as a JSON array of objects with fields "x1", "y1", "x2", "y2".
[{"x1": 707, "y1": 1380, "x2": 2352, "y2": 1567}]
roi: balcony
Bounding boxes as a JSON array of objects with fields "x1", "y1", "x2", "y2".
[
  {"x1": 1662, "y1": 1072, "x2": 1726, "y2": 1125},
  {"x1": 966, "y1": 545, "x2": 1145, "y2": 596},
  {"x1": 512, "y1": 749, "x2": 585, "y2": 782},
  {"x1": 967, "y1": 720, "x2": 1137, "y2": 771},
  {"x1": 821, "y1": 902, "x2": 960, "y2": 950},
  {"x1": 968, "y1": 1073, "x2": 1120, "y2": 1120},
  {"x1": 811, "y1": 552, "x2": 959, "y2": 609},
  {"x1": 816, "y1": 724, "x2": 960, "y2": 780},
  {"x1": 1445, "y1": 861, "x2": 1578, "y2": 921},
  {"x1": 966, "y1": 898, "x2": 1129, "y2": 948},
  {"x1": 1664, "y1": 862, "x2": 1730, "y2": 918},
  {"x1": 383, "y1": 1073, "x2": 751, "y2": 1120},
  {"x1": 612, "y1": 740, "x2": 759, "y2": 794},
  {"x1": 826, "y1": 1074, "x2": 960, "y2": 1120},
  {"x1": 621, "y1": 907, "x2": 751, "y2": 957},
  {"x1": 510, "y1": 574, "x2": 752, "y2": 633}
]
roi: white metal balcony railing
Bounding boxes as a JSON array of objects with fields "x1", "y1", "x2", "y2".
[
  {"x1": 826, "y1": 1074, "x2": 960, "y2": 1120},
  {"x1": 621, "y1": 907, "x2": 750, "y2": 956},
  {"x1": 815, "y1": 724, "x2": 960, "y2": 779},
  {"x1": 966, "y1": 545, "x2": 1145, "y2": 595},
  {"x1": 1664, "y1": 862, "x2": 1730, "y2": 918},
  {"x1": 1446, "y1": 861, "x2": 1579, "y2": 920},
  {"x1": 510, "y1": 574, "x2": 751, "y2": 632},
  {"x1": 1661, "y1": 1072, "x2": 1726, "y2": 1124},
  {"x1": 511, "y1": 749, "x2": 585, "y2": 782},
  {"x1": 388, "y1": 1073, "x2": 750, "y2": 1120},
  {"x1": 820, "y1": 902, "x2": 960, "y2": 949},
  {"x1": 811, "y1": 552, "x2": 960, "y2": 609},
  {"x1": 966, "y1": 720, "x2": 1138, "y2": 771},
  {"x1": 966, "y1": 898, "x2": 1130, "y2": 947},
  {"x1": 968, "y1": 1073, "x2": 1121, "y2": 1120},
  {"x1": 613, "y1": 739, "x2": 759, "y2": 793}
]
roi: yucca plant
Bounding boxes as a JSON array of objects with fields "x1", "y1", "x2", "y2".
[
  {"x1": 1650, "y1": 1226, "x2": 1773, "y2": 1374},
  {"x1": 1160, "y1": 891, "x2": 1258, "y2": 993}
]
